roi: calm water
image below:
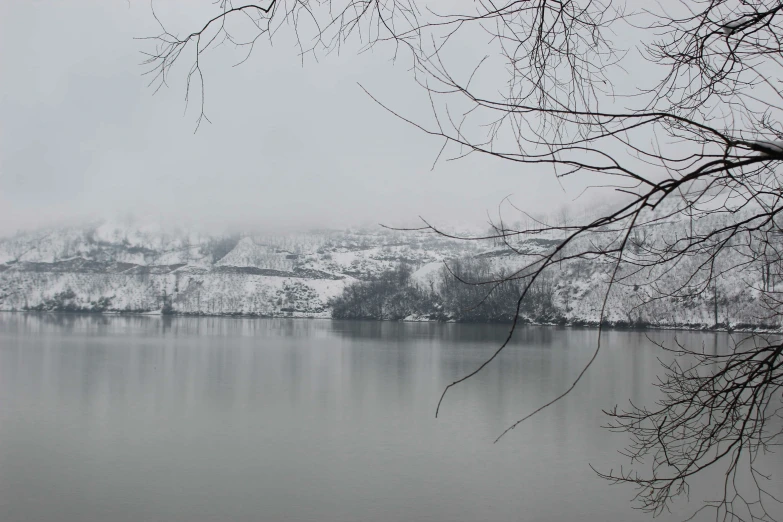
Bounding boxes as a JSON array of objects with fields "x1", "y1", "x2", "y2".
[{"x1": 0, "y1": 314, "x2": 780, "y2": 522}]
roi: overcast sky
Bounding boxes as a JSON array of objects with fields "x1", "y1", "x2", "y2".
[{"x1": 0, "y1": 0, "x2": 603, "y2": 236}]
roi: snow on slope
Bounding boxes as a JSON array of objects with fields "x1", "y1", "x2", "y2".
[
  {"x1": 216, "y1": 237, "x2": 294, "y2": 271},
  {"x1": 0, "y1": 221, "x2": 487, "y2": 317},
  {"x1": 0, "y1": 203, "x2": 778, "y2": 329}
]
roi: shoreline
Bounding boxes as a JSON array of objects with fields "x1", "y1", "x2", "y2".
[{"x1": 2, "y1": 309, "x2": 780, "y2": 334}]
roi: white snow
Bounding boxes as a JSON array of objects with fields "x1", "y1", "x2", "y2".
[
  {"x1": 411, "y1": 261, "x2": 444, "y2": 287},
  {"x1": 722, "y1": 15, "x2": 753, "y2": 35},
  {"x1": 753, "y1": 140, "x2": 783, "y2": 156},
  {"x1": 217, "y1": 237, "x2": 293, "y2": 270}
]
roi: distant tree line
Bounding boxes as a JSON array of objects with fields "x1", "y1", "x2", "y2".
[
  {"x1": 24, "y1": 289, "x2": 114, "y2": 313},
  {"x1": 331, "y1": 259, "x2": 563, "y2": 324}
]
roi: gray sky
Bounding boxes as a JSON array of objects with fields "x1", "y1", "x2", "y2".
[{"x1": 0, "y1": 0, "x2": 594, "y2": 236}]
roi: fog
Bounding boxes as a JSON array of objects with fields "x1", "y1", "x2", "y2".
[{"x1": 0, "y1": 0, "x2": 600, "y2": 237}]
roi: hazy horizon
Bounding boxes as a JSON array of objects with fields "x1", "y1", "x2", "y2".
[{"x1": 0, "y1": 0, "x2": 612, "y2": 237}]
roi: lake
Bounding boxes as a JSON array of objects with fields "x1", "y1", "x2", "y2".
[{"x1": 0, "y1": 314, "x2": 780, "y2": 522}]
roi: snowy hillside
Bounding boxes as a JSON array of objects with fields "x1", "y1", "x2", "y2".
[
  {"x1": 0, "y1": 220, "x2": 487, "y2": 318},
  {"x1": 0, "y1": 204, "x2": 778, "y2": 330}
]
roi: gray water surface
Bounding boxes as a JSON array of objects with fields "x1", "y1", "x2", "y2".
[{"x1": 0, "y1": 314, "x2": 780, "y2": 522}]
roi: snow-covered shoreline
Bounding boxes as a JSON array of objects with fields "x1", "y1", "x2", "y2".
[{"x1": 1, "y1": 210, "x2": 779, "y2": 331}]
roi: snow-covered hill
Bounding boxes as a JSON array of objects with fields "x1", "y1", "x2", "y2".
[
  {"x1": 0, "y1": 220, "x2": 487, "y2": 318},
  {"x1": 0, "y1": 205, "x2": 778, "y2": 330}
]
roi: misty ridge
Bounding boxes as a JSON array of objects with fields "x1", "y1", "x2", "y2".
[{"x1": 1, "y1": 192, "x2": 774, "y2": 331}]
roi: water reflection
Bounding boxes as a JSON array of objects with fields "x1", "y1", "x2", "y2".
[{"x1": 0, "y1": 313, "x2": 779, "y2": 522}]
